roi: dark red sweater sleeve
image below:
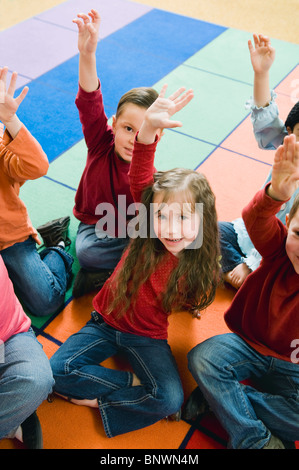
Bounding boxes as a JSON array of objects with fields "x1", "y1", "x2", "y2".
[
  {"x1": 242, "y1": 184, "x2": 289, "y2": 259},
  {"x1": 128, "y1": 136, "x2": 158, "y2": 203}
]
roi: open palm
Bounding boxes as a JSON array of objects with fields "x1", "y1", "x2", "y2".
[
  {"x1": 0, "y1": 67, "x2": 28, "y2": 124},
  {"x1": 73, "y1": 9, "x2": 101, "y2": 55},
  {"x1": 248, "y1": 34, "x2": 275, "y2": 74},
  {"x1": 271, "y1": 134, "x2": 299, "y2": 201},
  {"x1": 146, "y1": 84, "x2": 194, "y2": 130}
]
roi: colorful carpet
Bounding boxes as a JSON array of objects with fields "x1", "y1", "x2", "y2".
[{"x1": 0, "y1": 0, "x2": 298, "y2": 451}]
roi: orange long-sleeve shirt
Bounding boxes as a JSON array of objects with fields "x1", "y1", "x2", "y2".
[{"x1": 0, "y1": 125, "x2": 49, "y2": 250}]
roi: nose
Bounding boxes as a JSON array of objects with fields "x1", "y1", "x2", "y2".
[{"x1": 165, "y1": 214, "x2": 182, "y2": 238}]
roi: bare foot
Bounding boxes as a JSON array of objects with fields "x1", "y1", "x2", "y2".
[
  {"x1": 223, "y1": 263, "x2": 251, "y2": 289},
  {"x1": 55, "y1": 392, "x2": 98, "y2": 408},
  {"x1": 132, "y1": 373, "x2": 141, "y2": 386}
]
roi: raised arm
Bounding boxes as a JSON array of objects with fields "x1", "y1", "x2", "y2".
[
  {"x1": 248, "y1": 34, "x2": 275, "y2": 108},
  {"x1": 0, "y1": 67, "x2": 48, "y2": 180},
  {"x1": 72, "y1": 9, "x2": 101, "y2": 92},
  {"x1": 130, "y1": 85, "x2": 194, "y2": 202}
]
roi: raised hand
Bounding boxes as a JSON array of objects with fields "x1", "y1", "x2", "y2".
[
  {"x1": 138, "y1": 84, "x2": 194, "y2": 144},
  {"x1": 73, "y1": 9, "x2": 101, "y2": 55},
  {"x1": 269, "y1": 134, "x2": 299, "y2": 201},
  {"x1": 0, "y1": 67, "x2": 28, "y2": 136},
  {"x1": 248, "y1": 34, "x2": 275, "y2": 75}
]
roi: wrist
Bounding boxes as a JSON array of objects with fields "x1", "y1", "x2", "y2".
[
  {"x1": 266, "y1": 183, "x2": 287, "y2": 202},
  {"x1": 3, "y1": 114, "x2": 22, "y2": 139},
  {"x1": 137, "y1": 121, "x2": 158, "y2": 145}
]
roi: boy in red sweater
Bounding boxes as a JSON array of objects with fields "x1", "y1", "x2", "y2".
[
  {"x1": 185, "y1": 134, "x2": 299, "y2": 449},
  {"x1": 71, "y1": 9, "x2": 159, "y2": 297}
]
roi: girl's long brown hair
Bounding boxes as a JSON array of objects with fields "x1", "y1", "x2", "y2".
[{"x1": 106, "y1": 168, "x2": 221, "y2": 318}]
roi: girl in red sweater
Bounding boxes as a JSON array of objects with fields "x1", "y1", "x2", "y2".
[{"x1": 50, "y1": 85, "x2": 221, "y2": 438}]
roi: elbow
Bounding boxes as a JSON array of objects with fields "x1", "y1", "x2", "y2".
[{"x1": 40, "y1": 156, "x2": 49, "y2": 176}]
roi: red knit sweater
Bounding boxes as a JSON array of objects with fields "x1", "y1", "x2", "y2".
[
  {"x1": 93, "y1": 137, "x2": 178, "y2": 339},
  {"x1": 73, "y1": 82, "x2": 134, "y2": 237},
  {"x1": 225, "y1": 186, "x2": 299, "y2": 362}
]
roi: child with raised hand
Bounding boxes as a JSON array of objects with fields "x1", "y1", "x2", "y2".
[
  {"x1": 50, "y1": 85, "x2": 221, "y2": 438},
  {"x1": 219, "y1": 33, "x2": 299, "y2": 289},
  {"x1": 186, "y1": 134, "x2": 299, "y2": 449},
  {"x1": 0, "y1": 66, "x2": 73, "y2": 317},
  {"x1": 71, "y1": 9, "x2": 159, "y2": 297}
]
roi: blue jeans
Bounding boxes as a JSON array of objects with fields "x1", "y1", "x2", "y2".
[
  {"x1": 50, "y1": 311, "x2": 184, "y2": 438},
  {"x1": 0, "y1": 328, "x2": 54, "y2": 439},
  {"x1": 218, "y1": 221, "x2": 245, "y2": 272},
  {"x1": 75, "y1": 222, "x2": 130, "y2": 271},
  {"x1": 0, "y1": 236, "x2": 73, "y2": 316},
  {"x1": 188, "y1": 333, "x2": 299, "y2": 449}
]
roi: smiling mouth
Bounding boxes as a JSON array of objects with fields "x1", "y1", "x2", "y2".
[{"x1": 165, "y1": 238, "x2": 183, "y2": 243}]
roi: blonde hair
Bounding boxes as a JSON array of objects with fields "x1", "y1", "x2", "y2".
[{"x1": 116, "y1": 87, "x2": 159, "y2": 118}]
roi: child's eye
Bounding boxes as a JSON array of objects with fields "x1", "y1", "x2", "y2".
[
  {"x1": 125, "y1": 126, "x2": 133, "y2": 132},
  {"x1": 156, "y1": 211, "x2": 166, "y2": 220}
]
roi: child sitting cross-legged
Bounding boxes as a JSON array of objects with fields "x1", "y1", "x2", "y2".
[
  {"x1": 0, "y1": 66, "x2": 73, "y2": 317},
  {"x1": 185, "y1": 134, "x2": 299, "y2": 449},
  {"x1": 219, "y1": 34, "x2": 299, "y2": 289},
  {"x1": 50, "y1": 85, "x2": 221, "y2": 438}
]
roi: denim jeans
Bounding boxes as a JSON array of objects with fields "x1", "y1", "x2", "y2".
[
  {"x1": 0, "y1": 236, "x2": 73, "y2": 316},
  {"x1": 75, "y1": 222, "x2": 130, "y2": 271},
  {"x1": 50, "y1": 311, "x2": 184, "y2": 437},
  {"x1": 0, "y1": 328, "x2": 54, "y2": 439},
  {"x1": 218, "y1": 221, "x2": 246, "y2": 272},
  {"x1": 188, "y1": 333, "x2": 299, "y2": 449}
]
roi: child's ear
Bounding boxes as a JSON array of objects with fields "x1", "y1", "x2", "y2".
[
  {"x1": 286, "y1": 213, "x2": 290, "y2": 228},
  {"x1": 286, "y1": 126, "x2": 293, "y2": 135},
  {"x1": 112, "y1": 115, "x2": 116, "y2": 132}
]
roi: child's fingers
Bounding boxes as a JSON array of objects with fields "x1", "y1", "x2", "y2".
[
  {"x1": 72, "y1": 18, "x2": 83, "y2": 30},
  {"x1": 273, "y1": 144, "x2": 284, "y2": 164},
  {"x1": 168, "y1": 87, "x2": 186, "y2": 101},
  {"x1": 284, "y1": 134, "x2": 296, "y2": 162},
  {"x1": 0, "y1": 67, "x2": 7, "y2": 103},
  {"x1": 173, "y1": 89, "x2": 194, "y2": 111},
  {"x1": 15, "y1": 86, "x2": 29, "y2": 106},
  {"x1": 89, "y1": 9, "x2": 101, "y2": 23},
  {"x1": 0, "y1": 66, "x2": 8, "y2": 83},
  {"x1": 163, "y1": 119, "x2": 183, "y2": 129},
  {"x1": 76, "y1": 13, "x2": 91, "y2": 24},
  {"x1": 248, "y1": 39, "x2": 254, "y2": 53},
  {"x1": 0, "y1": 83, "x2": 5, "y2": 103},
  {"x1": 6, "y1": 71, "x2": 18, "y2": 97},
  {"x1": 253, "y1": 33, "x2": 260, "y2": 48},
  {"x1": 159, "y1": 84, "x2": 168, "y2": 98}
]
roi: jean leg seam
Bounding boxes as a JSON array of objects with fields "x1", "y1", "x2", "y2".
[
  {"x1": 125, "y1": 345, "x2": 158, "y2": 398},
  {"x1": 64, "y1": 338, "x2": 108, "y2": 375}
]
